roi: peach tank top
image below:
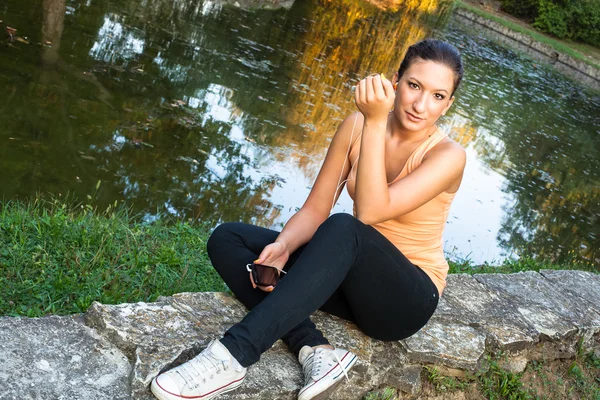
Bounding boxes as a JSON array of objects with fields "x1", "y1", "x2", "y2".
[{"x1": 345, "y1": 125, "x2": 455, "y2": 296}]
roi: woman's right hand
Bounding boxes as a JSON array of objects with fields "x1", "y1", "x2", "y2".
[{"x1": 250, "y1": 242, "x2": 290, "y2": 292}]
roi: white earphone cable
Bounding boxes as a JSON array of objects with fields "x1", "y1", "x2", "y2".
[{"x1": 330, "y1": 114, "x2": 359, "y2": 213}]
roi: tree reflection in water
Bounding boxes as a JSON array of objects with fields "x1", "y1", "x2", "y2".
[{"x1": 0, "y1": 0, "x2": 597, "y2": 268}]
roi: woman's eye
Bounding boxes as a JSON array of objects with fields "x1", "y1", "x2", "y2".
[
  {"x1": 434, "y1": 93, "x2": 445, "y2": 100},
  {"x1": 409, "y1": 82, "x2": 419, "y2": 89}
]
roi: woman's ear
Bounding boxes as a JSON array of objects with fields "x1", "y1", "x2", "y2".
[{"x1": 392, "y1": 72, "x2": 399, "y2": 91}]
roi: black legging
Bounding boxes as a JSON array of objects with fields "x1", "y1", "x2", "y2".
[{"x1": 206, "y1": 213, "x2": 439, "y2": 368}]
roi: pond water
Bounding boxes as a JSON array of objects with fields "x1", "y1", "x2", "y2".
[{"x1": 1, "y1": 0, "x2": 598, "y2": 268}]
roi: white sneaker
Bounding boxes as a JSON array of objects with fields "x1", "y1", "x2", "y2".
[
  {"x1": 151, "y1": 340, "x2": 246, "y2": 400},
  {"x1": 297, "y1": 346, "x2": 358, "y2": 400}
]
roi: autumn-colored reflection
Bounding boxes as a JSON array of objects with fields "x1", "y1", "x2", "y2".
[
  {"x1": 1, "y1": 0, "x2": 598, "y2": 267},
  {"x1": 267, "y1": 0, "x2": 442, "y2": 174}
]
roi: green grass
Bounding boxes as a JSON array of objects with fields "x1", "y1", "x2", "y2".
[
  {"x1": 478, "y1": 358, "x2": 535, "y2": 400},
  {"x1": 0, "y1": 196, "x2": 226, "y2": 317},
  {"x1": 424, "y1": 349, "x2": 600, "y2": 399},
  {"x1": 448, "y1": 255, "x2": 597, "y2": 275},
  {"x1": 425, "y1": 366, "x2": 471, "y2": 393},
  {"x1": 455, "y1": 0, "x2": 600, "y2": 70},
  {"x1": 363, "y1": 387, "x2": 398, "y2": 400},
  {"x1": 1, "y1": 196, "x2": 596, "y2": 317}
]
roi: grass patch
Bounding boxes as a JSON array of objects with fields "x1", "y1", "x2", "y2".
[
  {"x1": 448, "y1": 255, "x2": 597, "y2": 275},
  {"x1": 0, "y1": 196, "x2": 226, "y2": 317},
  {"x1": 425, "y1": 366, "x2": 471, "y2": 393},
  {"x1": 363, "y1": 387, "x2": 398, "y2": 400},
  {"x1": 479, "y1": 358, "x2": 535, "y2": 399},
  {"x1": 455, "y1": 0, "x2": 600, "y2": 70},
  {"x1": 1, "y1": 196, "x2": 596, "y2": 318},
  {"x1": 424, "y1": 349, "x2": 600, "y2": 399}
]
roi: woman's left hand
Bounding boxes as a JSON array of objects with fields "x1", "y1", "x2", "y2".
[{"x1": 354, "y1": 73, "x2": 395, "y2": 122}]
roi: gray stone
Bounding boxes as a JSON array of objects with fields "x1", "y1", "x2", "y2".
[
  {"x1": 4, "y1": 271, "x2": 600, "y2": 399},
  {"x1": 0, "y1": 315, "x2": 131, "y2": 400},
  {"x1": 437, "y1": 274, "x2": 538, "y2": 351},
  {"x1": 497, "y1": 355, "x2": 529, "y2": 373},
  {"x1": 474, "y1": 272, "x2": 599, "y2": 340},
  {"x1": 539, "y1": 270, "x2": 600, "y2": 314},
  {"x1": 401, "y1": 320, "x2": 486, "y2": 371},
  {"x1": 85, "y1": 292, "x2": 424, "y2": 399},
  {"x1": 86, "y1": 293, "x2": 247, "y2": 399}
]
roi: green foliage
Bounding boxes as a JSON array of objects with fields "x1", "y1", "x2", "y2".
[
  {"x1": 426, "y1": 350, "x2": 600, "y2": 399},
  {"x1": 533, "y1": 0, "x2": 570, "y2": 39},
  {"x1": 425, "y1": 366, "x2": 470, "y2": 392},
  {"x1": 500, "y1": 0, "x2": 540, "y2": 21},
  {"x1": 362, "y1": 387, "x2": 398, "y2": 400},
  {"x1": 457, "y1": 0, "x2": 600, "y2": 69},
  {"x1": 500, "y1": 0, "x2": 600, "y2": 46},
  {"x1": 0, "y1": 196, "x2": 226, "y2": 317},
  {"x1": 448, "y1": 255, "x2": 597, "y2": 275},
  {"x1": 479, "y1": 359, "x2": 534, "y2": 400}
]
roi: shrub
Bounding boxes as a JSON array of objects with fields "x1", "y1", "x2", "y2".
[
  {"x1": 533, "y1": 0, "x2": 570, "y2": 39},
  {"x1": 501, "y1": 0, "x2": 600, "y2": 47},
  {"x1": 500, "y1": 0, "x2": 540, "y2": 21}
]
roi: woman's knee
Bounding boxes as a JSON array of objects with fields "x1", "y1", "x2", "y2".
[
  {"x1": 206, "y1": 222, "x2": 242, "y2": 260},
  {"x1": 319, "y1": 213, "x2": 360, "y2": 234},
  {"x1": 360, "y1": 325, "x2": 418, "y2": 342}
]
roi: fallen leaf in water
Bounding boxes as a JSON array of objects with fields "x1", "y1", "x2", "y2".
[
  {"x1": 8, "y1": 137, "x2": 23, "y2": 140},
  {"x1": 80, "y1": 155, "x2": 96, "y2": 161},
  {"x1": 176, "y1": 156, "x2": 199, "y2": 164},
  {"x1": 15, "y1": 36, "x2": 29, "y2": 44}
]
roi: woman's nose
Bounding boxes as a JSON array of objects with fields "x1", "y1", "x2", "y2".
[{"x1": 413, "y1": 94, "x2": 427, "y2": 113}]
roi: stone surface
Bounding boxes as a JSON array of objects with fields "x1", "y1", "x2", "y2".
[
  {"x1": 436, "y1": 274, "x2": 538, "y2": 351},
  {"x1": 474, "y1": 272, "x2": 600, "y2": 340},
  {"x1": 401, "y1": 320, "x2": 486, "y2": 371},
  {"x1": 0, "y1": 315, "x2": 131, "y2": 400},
  {"x1": 85, "y1": 292, "x2": 422, "y2": 399},
  {"x1": 3, "y1": 270, "x2": 600, "y2": 399},
  {"x1": 539, "y1": 270, "x2": 600, "y2": 314},
  {"x1": 86, "y1": 293, "x2": 249, "y2": 399}
]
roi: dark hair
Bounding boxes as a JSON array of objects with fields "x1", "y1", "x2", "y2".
[{"x1": 397, "y1": 39, "x2": 463, "y2": 96}]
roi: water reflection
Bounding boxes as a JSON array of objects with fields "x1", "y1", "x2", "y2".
[
  {"x1": 440, "y1": 25, "x2": 600, "y2": 266},
  {"x1": 0, "y1": 0, "x2": 597, "y2": 268}
]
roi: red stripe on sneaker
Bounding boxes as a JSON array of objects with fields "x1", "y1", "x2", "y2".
[
  {"x1": 155, "y1": 373, "x2": 246, "y2": 399},
  {"x1": 298, "y1": 351, "x2": 351, "y2": 395}
]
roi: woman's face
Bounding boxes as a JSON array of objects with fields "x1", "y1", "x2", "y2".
[{"x1": 392, "y1": 59, "x2": 455, "y2": 132}]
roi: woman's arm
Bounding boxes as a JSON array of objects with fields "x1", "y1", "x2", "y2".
[
  {"x1": 273, "y1": 113, "x2": 360, "y2": 258},
  {"x1": 354, "y1": 75, "x2": 466, "y2": 225},
  {"x1": 356, "y1": 140, "x2": 466, "y2": 225}
]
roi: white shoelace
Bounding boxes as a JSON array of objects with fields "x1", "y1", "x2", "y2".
[
  {"x1": 176, "y1": 346, "x2": 228, "y2": 387},
  {"x1": 302, "y1": 349, "x2": 350, "y2": 386}
]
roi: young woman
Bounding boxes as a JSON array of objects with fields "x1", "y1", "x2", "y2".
[{"x1": 151, "y1": 39, "x2": 466, "y2": 400}]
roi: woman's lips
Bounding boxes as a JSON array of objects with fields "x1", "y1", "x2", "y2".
[{"x1": 405, "y1": 111, "x2": 424, "y2": 122}]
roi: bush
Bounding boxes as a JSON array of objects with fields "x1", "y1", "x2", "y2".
[
  {"x1": 533, "y1": 0, "x2": 570, "y2": 39},
  {"x1": 500, "y1": 0, "x2": 600, "y2": 47},
  {"x1": 500, "y1": 0, "x2": 540, "y2": 21},
  {"x1": 568, "y1": 0, "x2": 600, "y2": 46}
]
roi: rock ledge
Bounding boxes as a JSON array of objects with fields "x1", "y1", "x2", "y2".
[{"x1": 2, "y1": 270, "x2": 599, "y2": 399}]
